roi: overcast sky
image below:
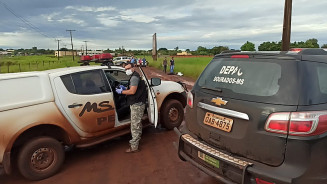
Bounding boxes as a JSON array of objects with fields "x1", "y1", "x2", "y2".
[{"x1": 0, "y1": 0, "x2": 326, "y2": 51}]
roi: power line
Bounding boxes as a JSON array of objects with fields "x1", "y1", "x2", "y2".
[
  {"x1": 83, "y1": 41, "x2": 88, "y2": 55},
  {"x1": 66, "y1": 30, "x2": 76, "y2": 61},
  {"x1": 0, "y1": 0, "x2": 57, "y2": 40}
]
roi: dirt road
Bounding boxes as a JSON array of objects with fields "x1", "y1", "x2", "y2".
[
  {"x1": 0, "y1": 67, "x2": 218, "y2": 184},
  {"x1": 140, "y1": 66, "x2": 195, "y2": 90}
]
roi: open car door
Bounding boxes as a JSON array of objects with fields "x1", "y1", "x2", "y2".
[{"x1": 139, "y1": 67, "x2": 158, "y2": 127}]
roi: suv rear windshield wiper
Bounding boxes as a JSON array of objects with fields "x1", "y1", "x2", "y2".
[{"x1": 201, "y1": 86, "x2": 222, "y2": 92}]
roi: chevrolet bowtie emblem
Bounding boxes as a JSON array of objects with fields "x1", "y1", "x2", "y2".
[{"x1": 211, "y1": 97, "x2": 228, "y2": 106}]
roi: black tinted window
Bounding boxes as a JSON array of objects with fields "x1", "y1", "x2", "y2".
[
  {"x1": 61, "y1": 70, "x2": 110, "y2": 95},
  {"x1": 198, "y1": 59, "x2": 281, "y2": 96},
  {"x1": 300, "y1": 61, "x2": 327, "y2": 105},
  {"x1": 61, "y1": 75, "x2": 76, "y2": 93},
  {"x1": 105, "y1": 70, "x2": 130, "y2": 82},
  {"x1": 195, "y1": 57, "x2": 299, "y2": 105},
  {"x1": 317, "y1": 65, "x2": 327, "y2": 94}
]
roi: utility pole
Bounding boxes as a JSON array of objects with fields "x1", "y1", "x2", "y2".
[
  {"x1": 66, "y1": 29, "x2": 76, "y2": 61},
  {"x1": 63, "y1": 44, "x2": 67, "y2": 56},
  {"x1": 83, "y1": 41, "x2": 88, "y2": 55},
  {"x1": 281, "y1": 0, "x2": 292, "y2": 51},
  {"x1": 56, "y1": 39, "x2": 60, "y2": 60}
]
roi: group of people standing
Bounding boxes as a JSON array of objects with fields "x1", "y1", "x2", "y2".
[
  {"x1": 130, "y1": 56, "x2": 147, "y2": 66},
  {"x1": 162, "y1": 57, "x2": 175, "y2": 74}
]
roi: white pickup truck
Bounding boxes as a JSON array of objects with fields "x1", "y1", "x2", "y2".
[{"x1": 0, "y1": 66, "x2": 187, "y2": 180}]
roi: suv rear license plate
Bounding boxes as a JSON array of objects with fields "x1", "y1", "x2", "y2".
[
  {"x1": 203, "y1": 112, "x2": 233, "y2": 132},
  {"x1": 198, "y1": 151, "x2": 220, "y2": 168}
]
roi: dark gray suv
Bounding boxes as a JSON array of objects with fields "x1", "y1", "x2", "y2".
[{"x1": 176, "y1": 49, "x2": 327, "y2": 184}]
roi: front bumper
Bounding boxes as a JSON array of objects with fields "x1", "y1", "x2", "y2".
[{"x1": 175, "y1": 128, "x2": 296, "y2": 184}]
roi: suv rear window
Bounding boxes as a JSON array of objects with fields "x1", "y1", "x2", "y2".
[
  {"x1": 198, "y1": 60, "x2": 281, "y2": 96},
  {"x1": 196, "y1": 57, "x2": 299, "y2": 105}
]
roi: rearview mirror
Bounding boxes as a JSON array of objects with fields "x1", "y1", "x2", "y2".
[{"x1": 151, "y1": 78, "x2": 161, "y2": 86}]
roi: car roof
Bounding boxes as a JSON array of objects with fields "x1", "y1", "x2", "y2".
[
  {"x1": 216, "y1": 48, "x2": 327, "y2": 63},
  {"x1": 0, "y1": 65, "x2": 125, "y2": 79}
]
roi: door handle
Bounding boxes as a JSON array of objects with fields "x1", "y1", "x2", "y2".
[{"x1": 68, "y1": 103, "x2": 83, "y2": 108}]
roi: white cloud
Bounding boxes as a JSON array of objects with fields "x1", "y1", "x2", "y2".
[
  {"x1": 121, "y1": 15, "x2": 156, "y2": 23},
  {"x1": 1, "y1": 0, "x2": 327, "y2": 50},
  {"x1": 65, "y1": 6, "x2": 116, "y2": 12},
  {"x1": 57, "y1": 16, "x2": 86, "y2": 26},
  {"x1": 97, "y1": 14, "x2": 120, "y2": 27}
]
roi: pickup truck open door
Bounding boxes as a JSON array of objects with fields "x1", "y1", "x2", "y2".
[{"x1": 139, "y1": 67, "x2": 159, "y2": 127}]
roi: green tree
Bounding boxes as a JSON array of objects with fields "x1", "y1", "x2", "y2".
[
  {"x1": 258, "y1": 41, "x2": 281, "y2": 51},
  {"x1": 290, "y1": 41, "x2": 306, "y2": 48},
  {"x1": 60, "y1": 48, "x2": 69, "y2": 51},
  {"x1": 196, "y1": 46, "x2": 208, "y2": 55},
  {"x1": 158, "y1": 48, "x2": 168, "y2": 51},
  {"x1": 321, "y1": 44, "x2": 327, "y2": 48},
  {"x1": 241, "y1": 41, "x2": 256, "y2": 51},
  {"x1": 305, "y1": 38, "x2": 319, "y2": 48},
  {"x1": 210, "y1": 46, "x2": 229, "y2": 55},
  {"x1": 103, "y1": 48, "x2": 113, "y2": 53}
]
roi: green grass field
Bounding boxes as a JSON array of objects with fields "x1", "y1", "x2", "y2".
[
  {"x1": 147, "y1": 56, "x2": 212, "y2": 79},
  {"x1": 0, "y1": 55, "x2": 212, "y2": 80},
  {"x1": 0, "y1": 55, "x2": 87, "y2": 73}
]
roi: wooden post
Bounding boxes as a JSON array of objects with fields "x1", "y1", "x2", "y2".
[{"x1": 281, "y1": 0, "x2": 292, "y2": 51}]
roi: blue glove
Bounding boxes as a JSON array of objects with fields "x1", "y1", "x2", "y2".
[
  {"x1": 116, "y1": 87, "x2": 123, "y2": 94},
  {"x1": 119, "y1": 85, "x2": 127, "y2": 90}
]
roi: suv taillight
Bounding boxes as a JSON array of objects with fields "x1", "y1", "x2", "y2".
[
  {"x1": 265, "y1": 111, "x2": 327, "y2": 136},
  {"x1": 187, "y1": 92, "x2": 193, "y2": 108}
]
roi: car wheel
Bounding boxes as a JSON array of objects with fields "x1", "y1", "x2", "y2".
[
  {"x1": 17, "y1": 137, "x2": 65, "y2": 180},
  {"x1": 161, "y1": 99, "x2": 184, "y2": 130}
]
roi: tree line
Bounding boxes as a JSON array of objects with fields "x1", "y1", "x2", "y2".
[
  {"x1": 241, "y1": 38, "x2": 326, "y2": 51},
  {"x1": 2, "y1": 38, "x2": 326, "y2": 57}
]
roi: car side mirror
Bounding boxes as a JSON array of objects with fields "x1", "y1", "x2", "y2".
[{"x1": 151, "y1": 78, "x2": 161, "y2": 86}]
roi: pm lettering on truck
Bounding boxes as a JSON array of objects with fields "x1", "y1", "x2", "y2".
[{"x1": 79, "y1": 101, "x2": 114, "y2": 117}]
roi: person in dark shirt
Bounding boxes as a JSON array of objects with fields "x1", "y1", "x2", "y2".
[
  {"x1": 163, "y1": 57, "x2": 167, "y2": 73},
  {"x1": 115, "y1": 63, "x2": 147, "y2": 153},
  {"x1": 170, "y1": 57, "x2": 175, "y2": 74}
]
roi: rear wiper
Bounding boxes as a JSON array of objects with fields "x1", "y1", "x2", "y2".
[{"x1": 201, "y1": 86, "x2": 222, "y2": 92}]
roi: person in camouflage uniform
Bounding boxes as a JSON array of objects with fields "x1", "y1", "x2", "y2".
[{"x1": 115, "y1": 63, "x2": 147, "y2": 153}]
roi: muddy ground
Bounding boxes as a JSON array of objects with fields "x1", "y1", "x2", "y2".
[{"x1": 0, "y1": 66, "x2": 218, "y2": 184}]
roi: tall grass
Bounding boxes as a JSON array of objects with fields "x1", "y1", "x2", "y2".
[
  {"x1": 0, "y1": 55, "x2": 84, "y2": 73},
  {"x1": 0, "y1": 55, "x2": 213, "y2": 80},
  {"x1": 147, "y1": 56, "x2": 212, "y2": 79}
]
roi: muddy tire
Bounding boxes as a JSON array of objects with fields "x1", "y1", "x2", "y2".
[
  {"x1": 161, "y1": 99, "x2": 184, "y2": 130},
  {"x1": 17, "y1": 137, "x2": 65, "y2": 180}
]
